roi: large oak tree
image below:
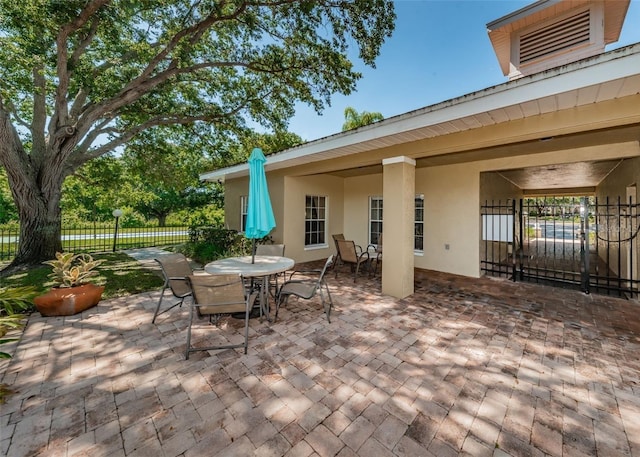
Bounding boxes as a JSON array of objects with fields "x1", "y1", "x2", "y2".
[{"x1": 0, "y1": 0, "x2": 395, "y2": 271}]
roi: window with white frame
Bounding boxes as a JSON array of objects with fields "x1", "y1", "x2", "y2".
[
  {"x1": 305, "y1": 195, "x2": 326, "y2": 246},
  {"x1": 240, "y1": 195, "x2": 248, "y2": 232},
  {"x1": 369, "y1": 195, "x2": 424, "y2": 251},
  {"x1": 369, "y1": 196, "x2": 383, "y2": 245},
  {"x1": 415, "y1": 194, "x2": 424, "y2": 251}
]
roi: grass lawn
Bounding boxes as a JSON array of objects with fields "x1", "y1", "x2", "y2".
[{"x1": 1, "y1": 251, "x2": 164, "y2": 300}]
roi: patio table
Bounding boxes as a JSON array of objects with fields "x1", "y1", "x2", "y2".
[{"x1": 204, "y1": 255, "x2": 295, "y2": 322}]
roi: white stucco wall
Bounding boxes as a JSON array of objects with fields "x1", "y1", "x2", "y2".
[
  {"x1": 416, "y1": 164, "x2": 481, "y2": 277},
  {"x1": 222, "y1": 140, "x2": 640, "y2": 279},
  {"x1": 595, "y1": 156, "x2": 640, "y2": 280},
  {"x1": 343, "y1": 174, "x2": 382, "y2": 249},
  {"x1": 282, "y1": 174, "x2": 345, "y2": 263}
]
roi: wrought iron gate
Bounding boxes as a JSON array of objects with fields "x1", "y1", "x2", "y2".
[{"x1": 481, "y1": 197, "x2": 640, "y2": 298}]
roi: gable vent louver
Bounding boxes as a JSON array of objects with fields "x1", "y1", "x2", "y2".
[{"x1": 519, "y1": 9, "x2": 591, "y2": 64}]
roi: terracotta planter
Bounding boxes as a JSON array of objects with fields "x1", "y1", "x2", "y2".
[{"x1": 33, "y1": 283, "x2": 105, "y2": 317}]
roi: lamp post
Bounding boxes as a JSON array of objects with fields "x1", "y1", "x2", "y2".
[{"x1": 112, "y1": 209, "x2": 123, "y2": 252}]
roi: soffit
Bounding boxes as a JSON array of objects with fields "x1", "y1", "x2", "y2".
[
  {"x1": 200, "y1": 44, "x2": 640, "y2": 183},
  {"x1": 327, "y1": 124, "x2": 640, "y2": 183}
]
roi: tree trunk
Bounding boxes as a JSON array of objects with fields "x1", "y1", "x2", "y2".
[
  {"x1": 1, "y1": 106, "x2": 65, "y2": 272},
  {"x1": 11, "y1": 201, "x2": 63, "y2": 268},
  {"x1": 158, "y1": 214, "x2": 167, "y2": 227},
  {"x1": 1, "y1": 186, "x2": 63, "y2": 272}
]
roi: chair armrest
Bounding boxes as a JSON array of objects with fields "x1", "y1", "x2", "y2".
[
  {"x1": 168, "y1": 276, "x2": 188, "y2": 280},
  {"x1": 283, "y1": 278, "x2": 315, "y2": 286}
]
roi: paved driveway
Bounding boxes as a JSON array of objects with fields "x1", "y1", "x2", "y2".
[{"x1": 2, "y1": 266, "x2": 640, "y2": 456}]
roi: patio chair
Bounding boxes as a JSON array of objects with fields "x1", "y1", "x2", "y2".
[
  {"x1": 275, "y1": 255, "x2": 334, "y2": 323},
  {"x1": 153, "y1": 253, "x2": 195, "y2": 323},
  {"x1": 332, "y1": 234, "x2": 363, "y2": 272},
  {"x1": 332, "y1": 234, "x2": 363, "y2": 257},
  {"x1": 255, "y1": 243, "x2": 285, "y2": 257},
  {"x1": 335, "y1": 239, "x2": 371, "y2": 282},
  {"x1": 185, "y1": 274, "x2": 258, "y2": 359}
]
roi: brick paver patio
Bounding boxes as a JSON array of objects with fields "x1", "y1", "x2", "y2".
[{"x1": 2, "y1": 264, "x2": 640, "y2": 456}]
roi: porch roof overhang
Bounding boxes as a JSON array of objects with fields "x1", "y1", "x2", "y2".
[{"x1": 200, "y1": 43, "x2": 640, "y2": 183}]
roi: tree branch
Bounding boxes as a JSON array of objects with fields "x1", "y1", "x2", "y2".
[
  {"x1": 51, "y1": 0, "x2": 111, "y2": 136},
  {"x1": 3, "y1": 101, "x2": 31, "y2": 131},
  {"x1": 31, "y1": 61, "x2": 47, "y2": 166},
  {"x1": 69, "y1": 88, "x2": 88, "y2": 120},
  {"x1": 81, "y1": 1, "x2": 249, "y2": 127},
  {"x1": 70, "y1": 17, "x2": 100, "y2": 68},
  {"x1": 81, "y1": 97, "x2": 259, "y2": 163},
  {"x1": 75, "y1": 117, "x2": 115, "y2": 155}
]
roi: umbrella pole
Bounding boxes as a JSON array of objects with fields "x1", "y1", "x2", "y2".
[{"x1": 252, "y1": 239, "x2": 256, "y2": 264}]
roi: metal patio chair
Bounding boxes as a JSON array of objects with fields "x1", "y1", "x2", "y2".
[
  {"x1": 185, "y1": 274, "x2": 258, "y2": 359},
  {"x1": 332, "y1": 233, "x2": 364, "y2": 273},
  {"x1": 335, "y1": 239, "x2": 370, "y2": 282},
  {"x1": 153, "y1": 253, "x2": 195, "y2": 323},
  {"x1": 275, "y1": 255, "x2": 334, "y2": 323}
]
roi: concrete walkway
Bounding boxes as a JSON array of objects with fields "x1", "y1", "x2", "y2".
[{"x1": 2, "y1": 258, "x2": 640, "y2": 456}]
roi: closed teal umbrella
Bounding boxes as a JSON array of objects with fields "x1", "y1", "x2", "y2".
[{"x1": 246, "y1": 148, "x2": 276, "y2": 263}]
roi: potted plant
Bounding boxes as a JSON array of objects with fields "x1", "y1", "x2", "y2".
[{"x1": 33, "y1": 252, "x2": 105, "y2": 316}]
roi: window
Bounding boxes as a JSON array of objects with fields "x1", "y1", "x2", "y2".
[
  {"x1": 370, "y1": 195, "x2": 423, "y2": 251},
  {"x1": 415, "y1": 195, "x2": 424, "y2": 251},
  {"x1": 240, "y1": 196, "x2": 248, "y2": 232},
  {"x1": 305, "y1": 195, "x2": 326, "y2": 246},
  {"x1": 369, "y1": 196, "x2": 383, "y2": 245}
]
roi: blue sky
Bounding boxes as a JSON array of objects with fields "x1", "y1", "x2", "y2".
[{"x1": 288, "y1": 0, "x2": 640, "y2": 142}]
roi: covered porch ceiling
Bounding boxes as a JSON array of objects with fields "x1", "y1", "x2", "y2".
[
  {"x1": 327, "y1": 123, "x2": 640, "y2": 193},
  {"x1": 496, "y1": 159, "x2": 624, "y2": 194}
]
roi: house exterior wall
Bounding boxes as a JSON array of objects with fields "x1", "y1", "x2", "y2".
[
  {"x1": 597, "y1": 157, "x2": 640, "y2": 198},
  {"x1": 408, "y1": 143, "x2": 640, "y2": 278},
  {"x1": 344, "y1": 174, "x2": 382, "y2": 248},
  {"x1": 268, "y1": 173, "x2": 286, "y2": 245},
  {"x1": 415, "y1": 164, "x2": 481, "y2": 277},
  {"x1": 223, "y1": 176, "x2": 248, "y2": 232},
  {"x1": 282, "y1": 174, "x2": 344, "y2": 263},
  {"x1": 223, "y1": 173, "x2": 286, "y2": 244},
  {"x1": 221, "y1": 140, "x2": 640, "y2": 282},
  {"x1": 595, "y1": 155, "x2": 640, "y2": 280}
]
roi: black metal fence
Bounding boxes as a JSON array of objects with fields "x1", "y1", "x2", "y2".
[
  {"x1": 481, "y1": 196, "x2": 640, "y2": 298},
  {"x1": 0, "y1": 224, "x2": 192, "y2": 262},
  {"x1": 480, "y1": 199, "x2": 516, "y2": 280}
]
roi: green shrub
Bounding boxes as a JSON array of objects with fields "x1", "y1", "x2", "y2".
[
  {"x1": 170, "y1": 206, "x2": 224, "y2": 227},
  {"x1": 181, "y1": 227, "x2": 259, "y2": 263},
  {"x1": 0, "y1": 286, "x2": 36, "y2": 315},
  {"x1": 119, "y1": 209, "x2": 147, "y2": 228}
]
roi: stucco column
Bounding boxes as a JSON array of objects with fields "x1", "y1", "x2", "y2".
[{"x1": 382, "y1": 156, "x2": 415, "y2": 298}]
